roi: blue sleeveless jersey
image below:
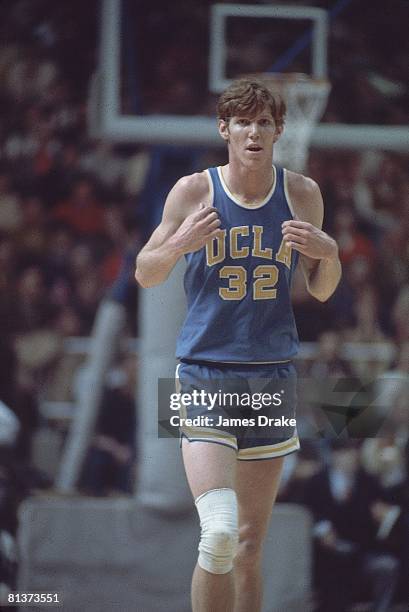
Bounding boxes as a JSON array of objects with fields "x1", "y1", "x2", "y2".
[{"x1": 176, "y1": 165, "x2": 299, "y2": 363}]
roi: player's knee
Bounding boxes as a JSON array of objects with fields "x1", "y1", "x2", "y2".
[
  {"x1": 199, "y1": 525, "x2": 239, "y2": 574},
  {"x1": 195, "y1": 488, "x2": 239, "y2": 575}
]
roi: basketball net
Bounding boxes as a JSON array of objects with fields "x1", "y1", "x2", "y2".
[{"x1": 247, "y1": 73, "x2": 331, "y2": 173}]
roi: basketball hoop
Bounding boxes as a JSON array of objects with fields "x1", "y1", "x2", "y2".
[{"x1": 245, "y1": 73, "x2": 331, "y2": 173}]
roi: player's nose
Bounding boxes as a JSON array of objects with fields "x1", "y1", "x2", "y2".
[{"x1": 249, "y1": 121, "x2": 260, "y2": 138}]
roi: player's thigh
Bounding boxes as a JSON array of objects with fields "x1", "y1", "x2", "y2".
[
  {"x1": 181, "y1": 437, "x2": 237, "y2": 499},
  {"x1": 235, "y1": 456, "x2": 285, "y2": 551}
]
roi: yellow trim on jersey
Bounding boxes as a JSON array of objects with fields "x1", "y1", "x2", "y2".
[
  {"x1": 217, "y1": 166, "x2": 277, "y2": 209},
  {"x1": 205, "y1": 169, "x2": 215, "y2": 207},
  {"x1": 283, "y1": 168, "x2": 295, "y2": 218}
]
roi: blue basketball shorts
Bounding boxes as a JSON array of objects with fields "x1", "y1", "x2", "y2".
[{"x1": 176, "y1": 360, "x2": 300, "y2": 461}]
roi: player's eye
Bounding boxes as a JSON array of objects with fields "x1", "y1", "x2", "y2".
[{"x1": 237, "y1": 118, "x2": 249, "y2": 125}]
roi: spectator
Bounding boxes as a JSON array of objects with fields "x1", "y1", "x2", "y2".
[
  {"x1": 333, "y1": 205, "x2": 377, "y2": 269},
  {"x1": 303, "y1": 441, "x2": 400, "y2": 612},
  {"x1": 80, "y1": 355, "x2": 137, "y2": 496},
  {"x1": 15, "y1": 266, "x2": 53, "y2": 331},
  {"x1": 344, "y1": 286, "x2": 387, "y2": 346},
  {"x1": 15, "y1": 195, "x2": 47, "y2": 265},
  {"x1": 80, "y1": 140, "x2": 124, "y2": 189},
  {"x1": 52, "y1": 177, "x2": 106, "y2": 237},
  {"x1": 44, "y1": 226, "x2": 74, "y2": 287},
  {"x1": 392, "y1": 285, "x2": 409, "y2": 344},
  {"x1": 309, "y1": 331, "x2": 353, "y2": 379},
  {"x1": 0, "y1": 402, "x2": 20, "y2": 450},
  {"x1": 0, "y1": 171, "x2": 22, "y2": 234},
  {"x1": 72, "y1": 273, "x2": 103, "y2": 334}
]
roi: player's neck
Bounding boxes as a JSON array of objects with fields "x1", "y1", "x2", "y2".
[{"x1": 222, "y1": 160, "x2": 274, "y2": 204}]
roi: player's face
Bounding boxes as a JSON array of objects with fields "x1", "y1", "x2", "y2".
[{"x1": 219, "y1": 108, "x2": 282, "y2": 165}]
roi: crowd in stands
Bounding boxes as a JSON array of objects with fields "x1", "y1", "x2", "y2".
[
  {"x1": 279, "y1": 439, "x2": 409, "y2": 610},
  {"x1": 0, "y1": 1, "x2": 408, "y2": 608},
  {"x1": 0, "y1": 0, "x2": 142, "y2": 462}
]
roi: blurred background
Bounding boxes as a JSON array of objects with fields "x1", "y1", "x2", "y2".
[{"x1": 0, "y1": 0, "x2": 408, "y2": 610}]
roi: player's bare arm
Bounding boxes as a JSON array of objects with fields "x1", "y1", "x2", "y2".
[
  {"x1": 135, "y1": 172, "x2": 221, "y2": 288},
  {"x1": 282, "y1": 171, "x2": 342, "y2": 302}
]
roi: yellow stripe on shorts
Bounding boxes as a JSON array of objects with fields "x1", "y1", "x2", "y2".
[{"x1": 237, "y1": 435, "x2": 300, "y2": 460}]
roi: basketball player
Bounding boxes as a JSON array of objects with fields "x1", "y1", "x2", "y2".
[{"x1": 135, "y1": 79, "x2": 341, "y2": 612}]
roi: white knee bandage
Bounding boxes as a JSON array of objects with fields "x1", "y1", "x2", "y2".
[{"x1": 195, "y1": 488, "x2": 239, "y2": 575}]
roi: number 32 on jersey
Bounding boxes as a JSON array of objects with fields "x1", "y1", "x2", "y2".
[{"x1": 206, "y1": 225, "x2": 292, "y2": 301}]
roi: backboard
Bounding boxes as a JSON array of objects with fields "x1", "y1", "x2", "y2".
[{"x1": 90, "y1": 0, "x2": 408, "y2": 152}]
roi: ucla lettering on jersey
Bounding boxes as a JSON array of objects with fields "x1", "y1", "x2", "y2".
[{"x1": 176, "y1": 165, "x2": 299, "y2": 363}]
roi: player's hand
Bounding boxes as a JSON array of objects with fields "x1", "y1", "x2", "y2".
[
  {"x1": 172, "y1": 203, "x2": 222, "y2": 255},
  {"x1": 282, "y1": 220, "x2": 338, "y2": 260}
]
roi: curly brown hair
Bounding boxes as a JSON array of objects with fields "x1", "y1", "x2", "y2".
[{"x1": 216, "y1": 78, "x2": 286, "y2": 129}]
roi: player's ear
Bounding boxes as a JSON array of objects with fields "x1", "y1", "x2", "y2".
[
  {"x1": 218, "y1": 119, "x2": 230, "y2": 142},
  {"x1": 273, "y1": 125, "x2": 284, "y2": 143}
]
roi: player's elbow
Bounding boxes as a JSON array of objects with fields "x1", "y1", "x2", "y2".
[
  {"x1": 135, "y1": 266, "x2": 164, "y2": 288},
  {"x1": 134, "y1": 269, "x2": 144, "y2": 287},
  {"x1": 313, "y1": 292, "x2": 330, "y2": 303},
  {"x1": 135, "y1": 253, "x2": 152, "y2": 288},
  {"x1": 135, "y1": 267, "x2": 152, "y2": 288},
  {"x1": 306, "y1": 283, "x2": 331, "y2": 303},
  {"x1": 308, "y1": 285, "x2": 336, "y2": 302}
]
